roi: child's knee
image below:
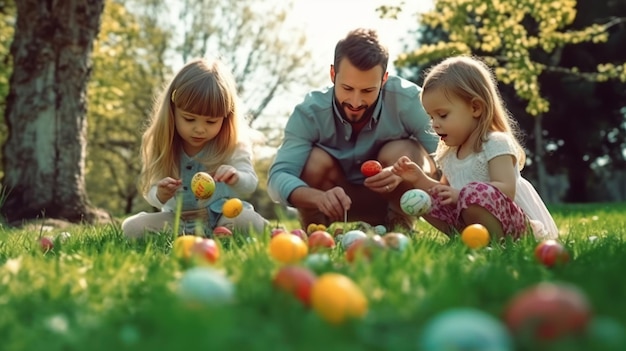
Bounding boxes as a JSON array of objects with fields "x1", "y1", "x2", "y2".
[
  {"x1": 121, "y1": 217, "x2": 145, "y2": 239},
  {"x1": 225, "y1": 209, "x2": 268, "y2": 235}
]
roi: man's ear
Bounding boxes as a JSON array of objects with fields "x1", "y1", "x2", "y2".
[
  {"x1": 471, "y1": 98, "x2": 483, "y2": 118},
  {"x1": 381, "y1": 71, "x2": 388, "y2": 86},
  {"x1": 330, "y1": 64, "x2": 335, "y2": 84}
]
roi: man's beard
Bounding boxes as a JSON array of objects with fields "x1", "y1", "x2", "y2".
[{"x1": 336, "y1": 97, "x2": 378, "y2": 124}]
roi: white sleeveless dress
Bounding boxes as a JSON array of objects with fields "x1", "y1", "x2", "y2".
[{"x1": 439, "y1": 132, "x2": 559, "y2": 240}]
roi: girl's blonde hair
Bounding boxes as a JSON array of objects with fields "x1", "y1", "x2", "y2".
[
  {"x1": 422, "y1": 56, "x2": 526, "y2": 169},
  {"x1": 138, "y1": 58, "x2": 243, "y2": 195}
]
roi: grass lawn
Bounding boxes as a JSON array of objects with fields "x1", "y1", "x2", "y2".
[{"x1": 1, "y1": 202, "x2": 625, "y2": 351}]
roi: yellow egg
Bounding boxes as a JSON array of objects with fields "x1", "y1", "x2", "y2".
[
  {"x1": 191, "y1": 172, "x2": 215, "y2": 200},
  {"x1": 311, "y1": 273, "x2": 368, "y2": 324},
  {"x1": 306, "y1": 223, "x2": 319, "y2": 235},
  {"x1": 461, "y1": 224, "x2": 490, "y2": 249},
  {"x1": 269, "y1": 233, "x2": 308, "y2": 264},
  {"x1": 222, "y1": 198, "x2": 243, "y2": 218},
  {"x1": 173, "y1": 235, "x2": 202, "y2": 260}
]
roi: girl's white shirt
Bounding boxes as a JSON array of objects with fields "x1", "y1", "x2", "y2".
[{"x1": 438, "y1": 131, "x2": 558, "y2": 239}]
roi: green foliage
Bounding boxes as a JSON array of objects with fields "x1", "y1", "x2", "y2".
[
  {"x1": 0, "y1": 204, "x2": 625, "y2": 350},
  {"x1": 0, "y1": 0, "x2": 15, "y2": 180},
  {"x1": 174, "y1": 0, "x2": 318, "y2": 124},
  {"x1": 86, "y1": 0, "x2": 171, "y2": 216},
  {"x1": 84, "y1": 0, "x2": 317, "y2": 217},
  {"x1": 397, "y1": 0, "x2": 626, "y2": 116}
]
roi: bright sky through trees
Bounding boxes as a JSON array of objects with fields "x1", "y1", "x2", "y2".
[{"x1": 290, "y1": 0, "x2": 435, "y2": 79}]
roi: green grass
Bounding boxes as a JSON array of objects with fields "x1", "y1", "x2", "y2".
[{"x1": 1, "y1": 203, "x2": 625, "y2": 351}]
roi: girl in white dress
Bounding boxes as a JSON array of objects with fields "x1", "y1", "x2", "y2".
[{"x1": 392, "y1": 56, "x2": 558, "y2": 240}]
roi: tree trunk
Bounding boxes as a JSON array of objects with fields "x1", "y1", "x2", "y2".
[
  {"x1": 533, "y1": 113, "x2": 548, "y2": 199},
  {"x1": 565, "y1": 150, "x2": 592, "y2": 202},
  {"x1": 1, "y1": 0, "x2": 110, "y2": 225}
]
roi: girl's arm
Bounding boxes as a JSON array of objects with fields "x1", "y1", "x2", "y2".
[
  {"x1": 487, "y1": 155, "x2": 517, "y2": 199},
  {"x1": 145, "y1": 177, "x2": 182, "y2": 208},
  {"x1": 222, "y1": 142, "x2": 258, "y2": 196},
  {"x1": 392, "y1": 156, "x2": 441, "y2": 190}
]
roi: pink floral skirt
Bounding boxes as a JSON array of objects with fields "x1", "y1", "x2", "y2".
[{"x1": 428, "y1": 182, "x2": 529, "y2": 238}]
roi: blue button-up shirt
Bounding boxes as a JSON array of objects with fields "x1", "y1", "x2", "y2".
[{"x1": 267, "y1": 75, "x2": 438, "y2": 206}]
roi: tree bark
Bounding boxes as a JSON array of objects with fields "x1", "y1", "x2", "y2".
[
  {"x1": 1, "y1": 0, "x2": 110, "y2": 225},
  {"x1": 533, "y1": 114, "x2": 548, "y2": 199}
]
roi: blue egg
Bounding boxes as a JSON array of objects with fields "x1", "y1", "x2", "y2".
[
  {"x1": 340, "y1": 230, "x2": 367, "y2": 249},
  {"x1": 374, "y1": 225, "x2": 387, "y2": 235},
  {"x1": 420, "y1": 308, "x2": 513, "y2": 351},
  {"x1": 178, "y1": 267, "x2": 235, "y2": 305}
]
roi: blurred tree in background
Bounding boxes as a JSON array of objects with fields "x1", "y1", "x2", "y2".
[
  {"x1": 0, "y1": 0, "x2": 15, "y2": 180},
  {"x1": 383, "y1": 0, "x2": 626, "y2": 202},
  {"x1": 1, "y1": 0, "x2": 108, "y2": 224},
  {"x1": 86, "y1": 0, "x2": 171, "y2": 216},
  {"x1": 84, "y1": 0, "x2": 315, "y2": 219},
  {"x1": 175, "y1": 0, "x2": 316, "y2": 125}
]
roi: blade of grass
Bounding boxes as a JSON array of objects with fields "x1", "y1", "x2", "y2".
[{"x1": 172, "y1": 193, "x2": 183, "y2": 242}]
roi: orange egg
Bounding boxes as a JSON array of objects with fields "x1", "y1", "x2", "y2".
[
  {"x1": 269, "y1": 233, "x2": 308, "y2": 264},
  {"x1": 222, "y1": 198, "x2": 243, "y2": 218},
  {"x1": 461, "y1": 224, "x2": 490, "y2": 249},
  {"x1": 311, "y1": 273, "x2": 368, "y2": 324}
]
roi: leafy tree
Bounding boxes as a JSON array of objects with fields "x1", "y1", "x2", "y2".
[
  {"x1": 534, "y1": 0, "x2": 626, "y2": 201},
  {"x1": 0, "y1": 0, "x2": 15, "y2": 180},
  {"x1": 388, "y1": 0, "x2": 626, "y2": 201},
  {"x1": 1, "y1": 0, "x2": 109, "y2": 224},
  {"x1": 174, "y1": 0, "x2": 317, "y2": 125},
  {"x1": 83, "y1": 0, "x2": 318, "y2": 218},
  {"x1": 86, "y1": 0, "x2": 171, "y2": 216}
]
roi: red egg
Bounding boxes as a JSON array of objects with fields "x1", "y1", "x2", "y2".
[
  {"x1": 272, "y1": 265, "x2": 317, "y2": 306},
  {"x1": 190, "y1": 238, "x2": 220, "y2": 264},
  {"x1": 290, "y1": 228, "x2": 308, "y2": 242},
  {"x1": 535, "y1": 240, "x2": 570, "y2": 267},
  {"x1": 360, "y1": 160, "x2": 382, "y2": 177},
  {"x1": 270, "y1": 227, "x2": 288, "y2": 238},
  {"x1": 212, "y1": 226, "x2": 232, "y2": 238},
  {"x1": 308, "y1": 231, "x2": 335, "y2": 252},
  {"x1": 504, "y1": 282, "x2": 592, "y2": 340},
  {"x1": 345, "y1": 235, "x2": 387, "y2": 262},
  {"x1": 39, "y1": 236, "x2": 54, "y2": 253}
]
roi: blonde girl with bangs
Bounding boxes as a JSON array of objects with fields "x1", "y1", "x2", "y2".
[
  {"x1": 122, "y1": 58, "x2": 268, "y2": 239},
  {"x1": 392, "y1": 56, "x2": 557, "y2": 240}
]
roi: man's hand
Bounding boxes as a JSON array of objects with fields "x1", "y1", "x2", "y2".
[
  {"x1": 363, "y1": 167, "x2": 402, "y2": 193},
  {"x1": 317, "y1": 187, "x2": 352, "y2": 222}
]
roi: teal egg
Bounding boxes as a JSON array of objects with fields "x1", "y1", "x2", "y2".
[
  {"x1": 340, "y1": 230, "x2": 367, "y2": 249},
  {"x1": 420, "y1": 308, "x2": 513, "y2": 351},
  {"x1": 178, "y1": 267, "x2": 235, "y2": 305},
  {"x1": 586, "y1": 316, "x2": 626, "y2": 349},
  {"x1": 303, "y1": 252, "x2": 332, "y2": 273}
]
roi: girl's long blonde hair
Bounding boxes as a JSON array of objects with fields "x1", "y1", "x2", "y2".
[
  {"x1": 138, "y1": 58, "x2": 242, "y2": 196},
  {"x1": 422, "y1": 56, "x2": 526, "y2": 169}
]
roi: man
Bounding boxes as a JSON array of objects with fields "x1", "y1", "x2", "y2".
[{"x1": 267, "y1": 28, "x2": 438, "y2": 232}]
